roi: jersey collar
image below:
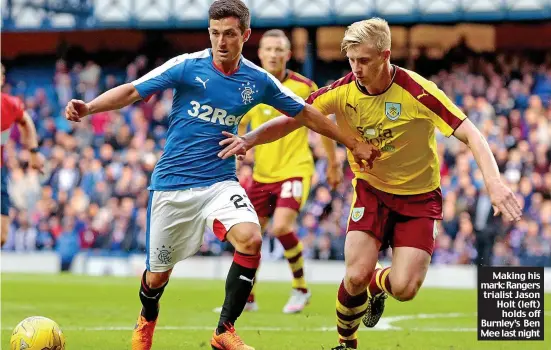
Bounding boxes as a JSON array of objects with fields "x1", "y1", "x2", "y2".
[
  {"x1": 210, "y1": 49, "x2": 242, "y2": 76},
  {"x1": 355, "y1": 65, "x2": 397, "y2": 96}
]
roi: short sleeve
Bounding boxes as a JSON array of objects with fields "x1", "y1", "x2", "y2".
[
  {"x1": 394, "y1": 69, "x2": 467, "y2": 138},
  {"x1": 261, "y1": 72, "x2": 305, "y2": 117},
  {"x1": 305, "y1": 85, "x2": 339, "y2": 116},
  {"x1": 132, "y1": 55, "x2": 186, "y2": 99},
  {"x1": 418, "y1": 80, "x2": 467, "y2": 137}
]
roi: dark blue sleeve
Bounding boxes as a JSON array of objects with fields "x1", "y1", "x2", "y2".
[
  {"x1": 131, "y1": 55, "x2": 186, "y2": 98},
  {"x1": 261, "y1": 72, "x2": 305, "y2": 117}
]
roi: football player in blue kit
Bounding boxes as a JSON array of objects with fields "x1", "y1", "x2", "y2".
[{"x1": 64, "y1": 1, "x2": 377, "y2": 349}]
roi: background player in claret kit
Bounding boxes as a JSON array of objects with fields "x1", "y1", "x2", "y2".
[
  {"x1": 1, "y1": 64, "x2": 44, "y2": 247},
  {"x1": 64, "y1": 1, "x2": 376, "y2": 349},
  {"x1": 217, "y1": 17, "x2": 523, "y2": 350},
  {"x1": 230, "y1": 29, "x2": 339, "y2": 314}
]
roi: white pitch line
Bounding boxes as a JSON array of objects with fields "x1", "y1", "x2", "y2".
[
  {"x1": 0, "y1": 325, "x2": 477, "y2": 332},
  {"x1": 410, "y1": 328, "x2": 477, "y2": 332},
  {"x1": 2, "y1": 313, "x2": 481, "y2": 332}
]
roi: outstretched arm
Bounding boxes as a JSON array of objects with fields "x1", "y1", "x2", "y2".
[
  {"x1": 258, "y1": 74, "x2": 361, "y2": 152},
  {"x1": 294, "y1": 104, "x2": 358, "y2": 150},
  {"x1": 453, "y1": 118, "x2": 522, "y2": 221},
  {"x1": 219, "y1": 105, "x2": 380, "y2": 171},
  {"x1": 217, "y1": 115, "x2": 300, "y2": 159},
  {"x1": 66, "y1": 84, "x2": 142, "y2": 121},
  {"x1": 241, "y1": 115, "x2": 302, "y2": 146},
  {"x1": 87, "y1": 84, "x2": 142, "y2": 114},
  {"x1": 66, "y1": 55, "x2": 182, "y2": 121},
  {"x1": 234, "y1": 105, "x2": 356, "y2": 150}
]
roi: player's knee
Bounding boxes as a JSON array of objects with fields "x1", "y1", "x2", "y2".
[
  {"x1": 345, "y1": 269, "x2": 373, "y2": 293},
  {"x1": 271, "y1": 223, "x2": 294, "y2": 237},
  {"x1": 392, "y1": 279, "x2": 422, "y2": 302},
  {"x1": 227, "y1": 223, "x2": 262, "y2": 255},
  {"x1": 146, "y1": 270, "x2": 171, "y2": 289},
  {"x1": 242, "y1": 232, "x2": 262, "y2": 255},
  {"x1": 235, "y1": 230, "x2": 262, "y2": 255}
]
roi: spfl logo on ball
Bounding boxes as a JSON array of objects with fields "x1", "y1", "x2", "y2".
[{"x1": 351, "y1": 207, "x2": 365, "y2": 222}]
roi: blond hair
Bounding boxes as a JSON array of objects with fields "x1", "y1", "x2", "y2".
[{"x1": 341, "y1": 18, "x2": 391, "y2": 52}]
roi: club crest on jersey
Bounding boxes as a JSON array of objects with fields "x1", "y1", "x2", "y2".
[
  {"x1": 385, "y1": 102, "x2": 401, "y2": 121},
  {"x1": 239, "y1": 81, "x2": 258, "y2": 105},
  {"x1": 351, "y1": 207, "x2": 365, "y2": 222}
]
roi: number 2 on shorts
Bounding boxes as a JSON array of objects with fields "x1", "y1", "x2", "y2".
[{"x1": 230, "y1": 194, "x2": 248, "y2": 209}]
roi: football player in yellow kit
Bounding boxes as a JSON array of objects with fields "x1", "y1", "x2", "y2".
[{"x1": 218, "y1": 18, "x2": 522, "y2": 349}]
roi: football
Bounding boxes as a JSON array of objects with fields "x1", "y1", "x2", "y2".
[{"x1": 10, "y1": 316, "x2": 66, "y2": 350}]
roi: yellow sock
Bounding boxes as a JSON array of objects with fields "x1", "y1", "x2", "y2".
[
  {"x1": 278, "y1": 232, "x2": 308, "y2": 291},
  {"x1": 284, "y1": 241, "x2": 307, "y2": 291}
]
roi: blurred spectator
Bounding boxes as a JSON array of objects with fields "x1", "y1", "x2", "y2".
[
  {"x1": 2, "y1": 50, "x2": 550, "y2": 268},
  {"x1": 55, "y1": 216, "x2": 81, "y2": 271}
]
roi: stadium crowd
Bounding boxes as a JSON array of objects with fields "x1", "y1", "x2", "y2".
[{"x1": 1, "y1": 47, "x2": 550, "y2": 269}]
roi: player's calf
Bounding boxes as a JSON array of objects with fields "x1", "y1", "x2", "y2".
[
  {"x1": 368, "y1": 265, "x2": 392, "y2": 297},
  {"x1": 272, "y1": 209, "x2": 305, "y2": 287},
  {"x1": 335, "y1": 280, "x2": 368, "y2": 349},
  {"x1": 276, "y1": 230, "x2": 307, "y2": 291},
  {"x1": 132, "y1": 270, "x2": 170, "y2": 350},
  {"x1": 217, "y1": 223, "x2": 261, "y2": 337},
  {"x1": 276, "y1": 229, "x2": 312, "y2": 313},
  {"x1": 140, "y1": 270, "x2": 170, "y2": 321},
  {"x1": 336, "y1": 230, "x2": 379, "y2": 347}
]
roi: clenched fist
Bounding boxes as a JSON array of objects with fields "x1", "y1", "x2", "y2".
[
  {"x1": 351, "y1": 141, "x2": 381, "y2": 171},
  {"x1": 65, "y1": 99, "x2": 90, "y2": 122}
]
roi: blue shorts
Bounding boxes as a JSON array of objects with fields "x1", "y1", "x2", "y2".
[{"x1": 1, "y1": 166, "x2": 10, "y2": 216}]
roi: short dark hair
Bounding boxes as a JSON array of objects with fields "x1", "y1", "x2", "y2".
[{"x1": 209, "y1": 0, "x2": 250, "y2": 33}]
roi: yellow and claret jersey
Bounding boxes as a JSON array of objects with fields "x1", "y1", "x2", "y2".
[
  {"x1": 306, "y1": 66, "x2": 467, "y2": 195},
  {"x1": 241, "y1": 70, "x2": 318, "y2": 183}
]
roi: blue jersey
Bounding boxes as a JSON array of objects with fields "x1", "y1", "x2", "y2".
[{"x1": 132, "y1": 49, "x2": 305, "y2": 191}]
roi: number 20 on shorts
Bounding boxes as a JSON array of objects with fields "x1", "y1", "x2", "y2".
[{"x1": 281, "y1": 180, "x2": 303, "y2": 199}]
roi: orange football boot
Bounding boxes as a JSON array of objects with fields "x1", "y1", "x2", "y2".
[
  {"x1": 210, "y1": 323, "x2": 255, "y2": 350},
  {"x1": 131, "y1": 313, "x2": 157, "y2": 350}
]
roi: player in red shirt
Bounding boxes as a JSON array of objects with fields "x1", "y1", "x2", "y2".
[{"x1": 1, "y1": 64, "x2": 44, "y2": 246}]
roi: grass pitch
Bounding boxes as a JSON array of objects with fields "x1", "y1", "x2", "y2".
[{"x1": 1, "y1": 273, "x2": 550, "y2": 349}]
